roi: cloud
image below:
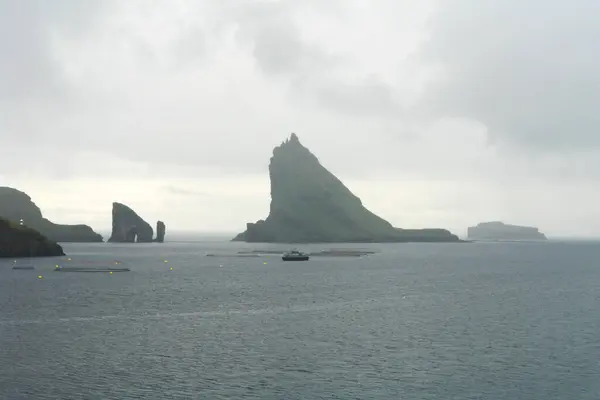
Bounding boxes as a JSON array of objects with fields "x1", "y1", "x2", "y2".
[
  {"x1": 0, "y1": 0, "x2": 114, "y2": 120},
  {"x1": 314, "y1": 75, "x2": 398, "y2": 117},
  {"x1": 0, "y1": 1, "x2": 432, "y2": 178},
  {"x1": 414, "y1": 0, "x2": 600, "y2": 151}
]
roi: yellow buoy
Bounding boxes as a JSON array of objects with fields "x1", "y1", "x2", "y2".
[
  {"x1": 169, "y1": 267, "x2": 173, "y2": 271},
  {"x1": 37, "y1": 275, "x2": 43, "y2": 279},
  {"x1": 164, "y1": 260, "x2": 168, "y2": 263},
  {"x1": 109, "y1": 271, "x2": 113, "y2": 275},
  {"x1": 264, "y1": 262, "x2": 267, "y2": 264}
]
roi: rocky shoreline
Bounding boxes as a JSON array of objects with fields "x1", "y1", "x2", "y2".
[{"x1": 0, "y1": 217, "x2": 64, "y2": 258}]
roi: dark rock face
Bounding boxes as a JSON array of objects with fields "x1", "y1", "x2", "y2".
[
  {"x1": 233, "y1": 133, "x2": 460, "y2": 243},
  {"x1": 155, "y1": 221, "x2": 166, "y2": 243},
  {"x1": 107, "y1": 202, "x2": 153, "y2": 243},
  {"x1": 468, "y1": 221, "x2": 547, "y2": 241},
  {"x1": 0, "y1": 187, "x2": 103, "y2": 242},
  {"x1": 0, "y1": 217, "x2": 65, "y2": 258}
]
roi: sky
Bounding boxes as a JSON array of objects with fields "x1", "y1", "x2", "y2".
[{"x1": 1, "y1": 0, "x2": 599, "y2": 237}]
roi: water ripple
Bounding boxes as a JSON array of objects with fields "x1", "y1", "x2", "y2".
[{"x1": 2, "y1": 241, "x2": 600, "y2": 398}]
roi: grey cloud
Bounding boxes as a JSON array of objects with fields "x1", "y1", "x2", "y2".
[
  {"x1": 0, "y1": 0, "x2": 113, "y2": 142},
  {"x1": 315, "y1": 75, "x2": 398, "y2": 116},
  {"x1": 0, "y1": 0, "x2": 110, "y2": 101},
  {"x1": 171, "y1": 26, "x2": 206, "y2": 68},
  {"x1": 415, "y1": 0, "x2": 600, "y2": 150},
  {"x1": 230, "y1": 0, "x2": 401, "y2": 117},
  {"x1": 0, "y1": 0, "x2": 402, "y2": 178},
  {"x1": 5, "y1": 0, "x2": 594, "y2": 184},
  {"x1": 232, "y1": 1, "x2": 335, "y2": 77}
]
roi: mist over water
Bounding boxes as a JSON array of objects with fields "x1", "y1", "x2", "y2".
[{"x1": 2, "y1": 240, "x2": 600, "y2": 399}]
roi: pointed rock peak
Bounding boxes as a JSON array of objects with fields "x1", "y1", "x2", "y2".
[
  {"x1": 233, "y1": 133, "x2": 460, "y2": 243},
  {"x1": 276, "y1": 132, "x2": 315, "y2": 161},
  {"x1": 281, "y1": 132, "x2": 303, "y2": 148}
]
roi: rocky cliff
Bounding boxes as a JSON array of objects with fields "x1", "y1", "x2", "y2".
[
  {"x1": 468, "y1": 221, "x2": 547, "y2": 241},
  {"x1": 0, "y1": 217, "x2": 65, "y2": 257},
  {"x1": 107, "y1": 202, "x2": 154, "y2": 243},
  {"x1": 154, "y1": 221, "x2": 166, "y2": 243},
  {"x1": 0, "y1": 187, "x2": 103, "y2": 242},
  {"x1": 233, "y1": 133, "x2": 460, "y2": 243}
]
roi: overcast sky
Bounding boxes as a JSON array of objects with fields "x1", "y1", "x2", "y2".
[{"x1": 1, "y1": 0, "x2": 599, "y2": 237}]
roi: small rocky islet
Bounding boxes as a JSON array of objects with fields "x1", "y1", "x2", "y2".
[{"x1": 107, "y1": 202, "x2": 165, "y2": 243}]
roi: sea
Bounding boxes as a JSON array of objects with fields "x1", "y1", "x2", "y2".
[{"x1": 1, "y1": 238, "x2": 599, "y2": 399}]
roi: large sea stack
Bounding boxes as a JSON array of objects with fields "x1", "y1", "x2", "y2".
[
  {"x1": 108, "y1": 202, "x2": 154, "y2": 243},
  {"x1": 468, "y1": 221, "x2": 547, "y2": 241},
  {"x1": 0, "y1": 217, "x2": 65, "y2": 258},
  {"x1": 233, "y1": 133, "x2": 460, "y2": 243},
  {"x1": 0, "y1": 187, "x2": 103, "y2": 242}
]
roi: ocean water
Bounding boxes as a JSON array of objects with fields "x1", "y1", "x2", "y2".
[{"x1": 1, "y1": 240, "x2": 599, "y2": 399}]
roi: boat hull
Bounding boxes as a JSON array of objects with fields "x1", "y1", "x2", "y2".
[{"x1": 282, "y1": 256, "x2": 309, "y2": 261}]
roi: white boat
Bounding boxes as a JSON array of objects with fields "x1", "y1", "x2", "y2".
[{"x1": 282, "y1": 250, "x2": 310, "y2": 261}]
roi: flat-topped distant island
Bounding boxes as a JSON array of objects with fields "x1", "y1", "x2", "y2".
[{"x1": 468, "y1": 221, "x2": 547, "y2": 241}]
